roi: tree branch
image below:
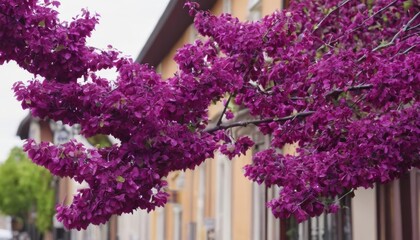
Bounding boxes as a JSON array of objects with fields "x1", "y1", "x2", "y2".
[
  {"x1": 371, "y1": 29, "x2": 403, "y2": 52},
  {"x1": 406, "y1": 23, "x2": 420, "y2": 32},
  {"x1": 313, "y1": 0, "x2": 352, "y2": 33},
  {"x1": 205, "y1": 111, "x2": 315, "y2": 133},
  {"x1": 401, "y1": 30, "x2": 420, "y2": 41},
  {"x1": 392, "y1": 44, "x2": 418, "y2": 59},
  {"x1": 403, "y1": 12, "x2": 420, "y2": 32},
  {"x1": 363, "y1": 0, "x2": 397, "y2": 26},
  {"x1": 329, "y1": 0, "x2": 398, "y2": 45},
  {"x1": 326, "y1": 84, "x2": 373, "y2": 98},
  {"x1": 370, "y1": 12, "x2": 420, "y2": 53},
  {"x1": 216, "y1": 94, "x2": 232, "y2": 126}
]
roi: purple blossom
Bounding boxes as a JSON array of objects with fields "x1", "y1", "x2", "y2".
[{"x1": 0, "y1": 0, "x2": 419, "y2": 228}]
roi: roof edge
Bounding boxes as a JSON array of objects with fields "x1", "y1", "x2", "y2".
[{"x1": 136, "y1": 0, "x2": 217, "y2": 67}]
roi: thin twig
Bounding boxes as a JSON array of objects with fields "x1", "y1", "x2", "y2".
[
  {"x1": 372, "y1": 29, "x2": 403, "y2": 52},
  {"x1": 406, "y1": 23, "x2": 420, "y2": 32},
  {"x1": 349, "y1": 94, "x2": 366, "y2": 109},
  {"x1": 325, "y1": 84, "x2": 373, "y2": 98},
  {"x1": 290, "y1": 96, "x2": 310, "y2": 101},
  {"x1": 216, "y1": 94, "x2": 232, "y2": 126},
  {"x1": 336, "y1": 188, "x2": 354, "y2": 202},
  {"x1": 263, "y1": 19, "x2": 281, "y2": 42},
  {"x1": 313, "y1": 0, "x2": 352, "y2": 33},
  {"x1": 329, "y1": 0, "x2": 397, "y2": 45},
  {"x1": 369, "y1": 12, "x2": 420, "y2": 53},
  {"x1": 362, "y1": 0, "x2": 397, "y2": 25},
  {"x1": 400, "y1": 44, "x2": 417, "y2": 55},
  {"x1": 401, "y1": 30, "x2": 420, "y2": 41},
  {"x1": 392, "y1": 44, "x2": 418, "y2": 59},
  {"x1": 205, "y1": 111, "x2": 315, "y2": 133},
  {"x1": 403, "y1": 12, "x2": 420, "y2": 32}
]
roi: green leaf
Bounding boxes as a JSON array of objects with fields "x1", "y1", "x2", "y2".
[
  {"x1": 116, "y1": 176, "x2": 125, "y2": 183},
  {"x1": 187, "y1": 123, "x2": 196, "y2": 132},
  {"x1": 54, "y1": 44, "x2": 65, "y2": 52},
  {"x1": 403, "y1": 0, "x2": 413, "y2": 10},
  {"x1": 38, "y1": 20, "x2": 46, "y2": 27}
]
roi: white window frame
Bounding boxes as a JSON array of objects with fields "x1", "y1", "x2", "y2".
[
  {"x1": 248, "y1": 0, "x2": 262, "y2": 21},
  {"x1": 223, "y1": 0, "x2": 232, "y2": 13},
  {"x1": 215, "y1": 153, "x2": 232, "y2": 240},
  {"x1": 248, "y1": 0, "x2": 261, "y2": 10}
]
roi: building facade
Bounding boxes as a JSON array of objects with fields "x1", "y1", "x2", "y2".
[
  {"x1": 136, "y1": 1, "x2": 299, "y2": 239},
  {"x1": 136, "y1": 1, "x2": 420, "y2": 240}
]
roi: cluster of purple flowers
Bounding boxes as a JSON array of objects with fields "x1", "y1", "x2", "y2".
[{"x1": 1, "y1": 0, "x2": 419, "y2": 229}]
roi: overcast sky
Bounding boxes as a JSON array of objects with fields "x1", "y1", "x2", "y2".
[{"x1": 0, "y1": 1, "x2": 169, "y2": 162}]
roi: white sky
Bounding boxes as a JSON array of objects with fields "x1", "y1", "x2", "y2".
[{"x1": 0, "y1": 0, "x2": 169, "y2": 162}]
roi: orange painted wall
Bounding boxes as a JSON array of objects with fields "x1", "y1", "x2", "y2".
[
  {"x1": 231, "y1": 151, "x2": 253, "y2": 240},
  {"x1": 262, "y1": 0, "x2": 281, "y2": 15},
  {"x1": 232, "y1": 0, "x2": 248, "y2": 21},
  {"x1": 149, "y1": 1, "x2": 283, "y2": 240}
]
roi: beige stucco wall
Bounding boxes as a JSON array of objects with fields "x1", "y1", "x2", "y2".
[{"x1": 352, "y1": 187, "x2": 378, "y2": 240}]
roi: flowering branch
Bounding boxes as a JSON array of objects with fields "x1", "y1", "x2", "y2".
[
  {"x1": 330, "y1": 0, "x2": 398, "y2": 45},
  {"x1": 403, "y1": 11, "x2": 420, "y2": 31},
  {"x1": 313, "y1": 0, "x2": 352, "y2": 32},
  {"x1": 1, "y1": 0, "x2": 418, "y2": 229},
  {"x1": 206, "y1": 111, "x2": 315, "y2": 133},
  {"x1": 216, "y1": 94, "x2": 232, "y2": 126},
  {"x1": 326, "y1": 84, "x2": 374, "y2": 98},
  {"x1": 373, "y1": 12, "x2": 420, "y2": 52}
]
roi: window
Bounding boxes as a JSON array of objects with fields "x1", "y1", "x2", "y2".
[
  {"x1": 248, "y1": 0, "x2": 261, "y2": 10},
  {"x1": 157, "y1": 208, "x2": 166, "y2": 240},
  {"x1": 173, "y1": 204, "x2": 182, "y2": 240},
  {"x1": 223, "y1": 0, "x2": 231, "y2": 13},
  {"x1": 377, "y1": 170, "x2": 420, "y2": 240},
  {"x1": 248, "y1": 0, "x2": 262, "y2": 21},
  {"x1": 215, "y1": 153, "x2": 232, "y2": 240},
  {"x1": 280, "y1": 196, "x2": 352, "y2": 240},
  {"x1": 251, "y1": 132, "x2": 281, "y2": 240}
]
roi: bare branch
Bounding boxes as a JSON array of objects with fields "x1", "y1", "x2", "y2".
[
  {"x1": 216, "y1": 94, "x2": 232, "y2": 126},
  {"x1": 363, "y1": 0, "x2": 397, "y2": 25},
  {"x1": 370, "y1": 12, "x2": 420, "y2": 53},
  {"x1": 263, "y1": 18, "x2": 281, "y2": 42},
  {"x1": 313, "y1": 0, "x2": 352, "y2": 33},
  {"x1": 393, "y1": 44, "x2": 418, "y2": 59},
  {"x1": 406, "y1": 23, "x2": 420, "y2": 32},
  {"x1": 205, "y1": 111, "x2": 315, "y2": 133},
  {"x1": 401, "y1": 30, "x2": 420, "y2": 41},
  {"x1": 330, "y1": 0, "x2": 397, "y2": 45},
  {"x1": 336, "y1": 188, "x2": 355, "y2": 202},
  {"x1": 401, "y1": 45, "x2": 417, "y2": 54},
  {"x1": 403, "y1": 12, "x2": 420, "y2": 32},
  {"x1": 372, "y1": 29, "x2": 403, "y2": 52},
  {"x1": 326, "y1": 84, "x2": 373, "y2": 98},
  {"x1": 290, "y1": 96, "x2": 310, "y2": 101}
]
